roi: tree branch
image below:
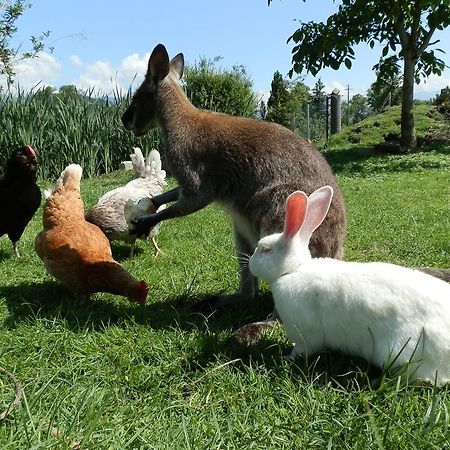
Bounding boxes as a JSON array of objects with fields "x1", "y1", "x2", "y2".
[
  {"x1": 390, "y1": 2, "x2": 409, "y2": 48},
  {"x1": 418, "y1": 24, "x2": 438, "y2": 55}
]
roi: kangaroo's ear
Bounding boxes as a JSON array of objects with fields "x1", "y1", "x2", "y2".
[
  {"x1": 298, "y1": 186, "x2": 334, "y2": 244},
  {"x1": 146, "y1": 44, "x2": 170, "y2": 83},
  {"x1": 283, "y1": 191, "x2": 308, "y2": 239},
  {"x1": 170, "y1": 53, "x2": 184, "y2": 80}
]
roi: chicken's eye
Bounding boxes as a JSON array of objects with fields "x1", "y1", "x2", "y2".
[{"x1": 260, "y1": 246, "x2": 271, "y2": 254}]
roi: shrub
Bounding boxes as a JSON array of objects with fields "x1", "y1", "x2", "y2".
[
  {"x1": 183, "y1": 57, "x2": 257, "y2": 117},
  {"x1": 434, "y1": 86, "x2": 450, "y2": 118}
]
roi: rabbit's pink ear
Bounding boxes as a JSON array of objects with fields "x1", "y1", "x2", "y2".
[
  {"x1": 284, "y1": 191, "x2": 308, "y2": 239},
  {"x1": 298, "y1": 186, "x2": 334, "y2": 243}
]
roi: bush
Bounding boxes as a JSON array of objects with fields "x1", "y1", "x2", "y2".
[
  {"x1": 434, "y1": 86, "x2": 450, "y2": 118},
  {"x1": 183, "y1": 57, "x2": 257, "y2": 117}
]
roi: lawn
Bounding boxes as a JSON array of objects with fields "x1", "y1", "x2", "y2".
[{"x1": 0, "y1": 106, "x2": 450, "y2": 449}]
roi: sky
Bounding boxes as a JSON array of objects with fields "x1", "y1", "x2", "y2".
[{"x1": 2, "y1": 0, "x2": 450, "y2": 101}]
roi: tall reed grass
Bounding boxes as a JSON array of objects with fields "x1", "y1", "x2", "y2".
[{"x1": 0, "y1": 86, "x2": 162, "y2": 180}]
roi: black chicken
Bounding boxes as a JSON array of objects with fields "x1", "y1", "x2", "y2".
[{"x1": 0, "y1": 145, "x2": 41, "y2": 257}]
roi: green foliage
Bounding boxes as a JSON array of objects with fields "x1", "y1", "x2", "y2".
[
  {"x1": 434, "y1": 87, "x2": 450, "y2": 105},
  {"x1": 307, "y1": 78, "x2": 327, "y2": 139},
  {"x1": 270, "y1": 0, "x2": 450, "y2": 150},
  {"x1": 266, "y1": 70, "x2": 291, "y2": 126},
  {"x1": 275, "y1": 0, "x2": 449, "y2": 79},
  {"x1": 57, "y1": 84, "x2": 79, "y2": 98},
  {"x1": 367, "y1": 57, "x2": 403, "y2": 112},
  {"x1": 266, "y1": 71, "x2": 311, "y2": 132},
  {"x1": 0, "y1": 1, "x2": 52, "y2": 86},
  {"x1": 324, "y1": 104, "x2": 449, "y2": 170},
  {"x1": 288, "y1": 79, "x2": 311, "y2": 134},
  {"x1": 0, "y1": 106, "x2": 450, "y2": 447},
  {"x1": 434, "y1": 86, "x2": 450, "y2": 118},
  {"x1": 183, "y1": 57, "x2": 257, "y2": 117},
  {"x1": 0, "y1": 87, "x2": 161, "y2": 180},
  {"x1": 342, "y1": 94, "x2": 373, "y2": 126}
]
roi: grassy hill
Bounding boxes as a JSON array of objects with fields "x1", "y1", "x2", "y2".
[
  {"x1": 0, "y1": 105, "x2": 449, "y2": 448},
  {"x1": 323, "y1": 104, "x2": 450, "y2": 176}
]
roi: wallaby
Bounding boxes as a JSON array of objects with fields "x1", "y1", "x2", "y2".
[{"x1": 121, "y1": 43, "x2": 347, "y2": 315}]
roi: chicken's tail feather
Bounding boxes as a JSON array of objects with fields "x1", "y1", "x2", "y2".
[
  {"x1": 44, "y1": 164, "x2": 82, "y2": 198},
  {"x1": 56, "y1": 164, "x2": 83, "y2": 192},
  {"x1": 131, "y1": 147, "x2": 166, "y2": 181},
  {"x1": 130, "y1": 147, "x2": 146, "y2": 177},
  {"x1": 146, "y1": 149, "x2": 166, "y2": 181}
]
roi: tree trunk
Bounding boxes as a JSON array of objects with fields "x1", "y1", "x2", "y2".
[{"x1": 400, "y1": 51, "x2": 417, "y2": 152}]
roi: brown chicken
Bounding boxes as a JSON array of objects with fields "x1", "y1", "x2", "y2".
[{"x1": 35, "y1": 164, "x2": 148, "y2": 304}]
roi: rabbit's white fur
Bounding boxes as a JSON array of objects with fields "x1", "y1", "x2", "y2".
[{"x1": 249, "y1": 186, "x2": 450, "y2": 386}]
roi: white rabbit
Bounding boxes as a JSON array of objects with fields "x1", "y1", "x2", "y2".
[{"x1": 249, "y1": 186, "x2": 450, "y2": 386}]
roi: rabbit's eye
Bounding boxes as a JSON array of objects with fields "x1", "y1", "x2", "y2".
[{"x1": 261, "y1": 246, "x2": 271, "y2": 254}]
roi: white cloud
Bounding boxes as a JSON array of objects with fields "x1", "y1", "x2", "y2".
[
  {"x1": 0, "y1": 51, "x2": 61, "y2": 91},
  {"x1": 416, "y1": 72, "x2": 450, "y2": 94},
  {"x1": 70, "y1": 55, "x2": 83, "y2": 67},
  {"x1": 120, "y1": 53, "x2": 149, "y2": 75},
  {"x1": 73, "y1": 52, "x2": 150, "y2": 94},
  {"x1": 76, "y1": 60, "x2": 115, "y2": 92},
  {"x1": 323, "y1": 80, "x2": 346, "y2": 96},
  {"x1": 0, "y1": 51, "x2": 152, "y2": 95}
]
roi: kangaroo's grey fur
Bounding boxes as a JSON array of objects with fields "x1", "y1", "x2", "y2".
[{"x1": 122, "y1": 44, "x2": 347, "y2": 305}]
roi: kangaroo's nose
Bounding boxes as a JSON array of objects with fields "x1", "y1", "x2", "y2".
[{"x1": 121, "y1": 108, "x2": 135, "y2": 130}]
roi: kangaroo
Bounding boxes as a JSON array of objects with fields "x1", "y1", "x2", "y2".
[{"x1": 122, "y1": 43, "x2": 347, "y2": 324}]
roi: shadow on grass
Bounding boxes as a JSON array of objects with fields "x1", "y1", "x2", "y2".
[
  {"x1": 323, "y1": 142, "x2": 450, "y2": 176},
  {"x1": 185, "y1": 325, "x2": 381, "y2": 391},
  {"x1": 108, "y1": 241, "x2": 150, "y2": 262},
  {"x1": 1, "y1": 282, "x2": 384, "y2": 390},
  {"x1": 323, "y1": 146, "x2": 374, "y2": 174},
  {"x1": 0, "y1": 280, "x2": 274, "y2": 334}
]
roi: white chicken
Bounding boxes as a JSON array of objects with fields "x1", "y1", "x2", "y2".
[
  {"x1": 124, "y1": 196, "x2": 166, "y2": 256},
  {"x1": 85, "y1": 147, "x2": 166, "y2": 257}
]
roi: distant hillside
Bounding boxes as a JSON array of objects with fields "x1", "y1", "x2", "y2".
[{"x1": 321, "y1": 105, "x2": 450, "y2": 176}]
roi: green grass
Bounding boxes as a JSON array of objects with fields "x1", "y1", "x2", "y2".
[
  {"x1": 1, "y1": 106, "x2": 450, "y2": 448},
  {"x1": 326, "y1": 104, "x2": 439, "y2": 150}
]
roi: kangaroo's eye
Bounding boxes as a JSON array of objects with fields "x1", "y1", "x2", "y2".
[{"x1": 260, "y1": 246, "x2": 271, "y2": 254}]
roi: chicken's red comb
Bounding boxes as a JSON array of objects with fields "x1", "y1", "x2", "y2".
[
  {"x1": 139, "y1": 280, "x2": 148, "y2": 304},
  {"x1": 25, "y1": 145, "x2": 36, "y2": 158}
]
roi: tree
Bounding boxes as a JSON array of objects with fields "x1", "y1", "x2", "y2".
[
  {"x1": 342, "y1": 94, "x2": 373, "y2": 125},
  {"x1": 286, "y1": 79, "x2": 310, "y2": 131},
  {"x1": 266, "y1": 71, "x2": 311, "y2": 130},
  {"x1": 367, "y1": 56, "x2": 402, "y2": 112},
  {"x1": 308, "y1": 78, "x2": 327, "y2": 139},
  {"x1": 58, "y1": 84, "x2": 78, "y2": 98},
  {"x1": 269, "y1": 0, "x2": 450, "y2": 151},
  {"x1": 1, "y1": 1, "x2": 51, "y2": 87},
  {"x1": 310, "y1": 78, "x2": 326, "y2": 115},
  {"x1": 183, "y1": 57, "x2": 257, "y2": 117},
  {"x1": 266, "y1": 71, "x2": 291, "y2": 126}
]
